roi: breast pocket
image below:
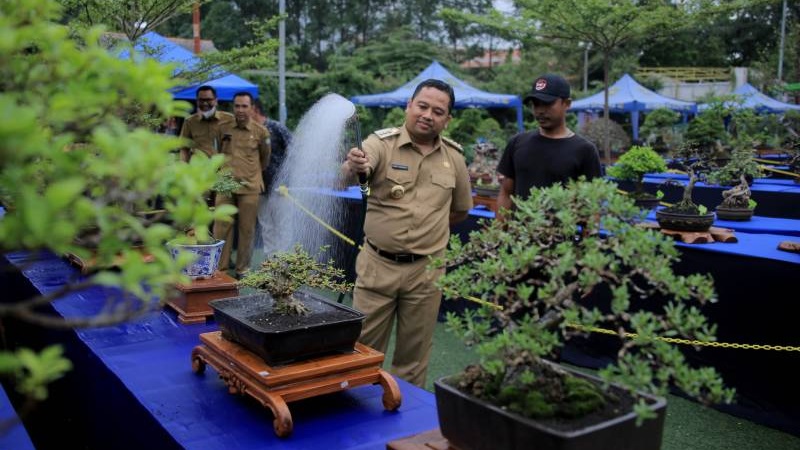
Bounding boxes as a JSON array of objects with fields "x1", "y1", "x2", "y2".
[{"x1": 428, "y1": 170, "x2": 456, "y2": 208}]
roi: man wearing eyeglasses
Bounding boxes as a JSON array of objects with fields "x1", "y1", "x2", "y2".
[{"x1": 179, "y1": 85, "x2": 235, "y2": 162}]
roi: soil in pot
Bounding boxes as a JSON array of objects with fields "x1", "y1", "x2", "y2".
[
  {"x1": 210, "y1": 291, "x2": 364, "y2": 366},
  {"x1": 435, "y1": 361, "x2": 666, "y2": 450}
]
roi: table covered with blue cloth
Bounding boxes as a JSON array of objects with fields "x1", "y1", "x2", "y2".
[{"x1": 0, "y1": 250, "x2": 439, "y2": 450}]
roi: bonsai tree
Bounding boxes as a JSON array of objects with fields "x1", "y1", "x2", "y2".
[
  {"x1": 719, "y1": 175, "x2": 755, "y2": 210},
  {"x1": 640, "y1": 108, "x2": 681, "y2": 153},
  {"x1": 238, "y1": 244, "x2": 352, "y2": 315},
  {"x1": 431, "y1": 178, "x2": 734, "y2": 424},
  {"x1": 660, "y1": 142, "x2": 716, "y2": 216},
  {"x1": 606, "y1": 145, "x2": 667, "y2": 203},
  {"x1": 708, "y1": 144, "x2": 762, "y2": 187},
  {"x1": 0, "y1": 0, "x2": 236, "y2": 407}
]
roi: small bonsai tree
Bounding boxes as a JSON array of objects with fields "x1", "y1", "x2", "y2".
[
  {"x1": 238, "y1": 244, "x2": 352, "y2": 315},
  {"x1": 606, "y1": 145, "x2": 667, "y2": 201},
  {"x1": 640, "y1": 108, "x2": 681, "y2": 153},
  {"x1": 719, "y1": 175, "x2": 755, "y2": 210},
  {"x1": 661, "y1": 142, "x2": 717, "y2": 215},
  {"x1": 708, "y1": 144, "x2": 762, "y2": 187},
  {"x1": 431, "y1": 178, "x2": 734, "y2": 423}
]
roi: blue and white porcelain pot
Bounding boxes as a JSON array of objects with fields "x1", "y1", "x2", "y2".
[{"x1": 167, "y1": 239, "x2": 225, "y2": 280}]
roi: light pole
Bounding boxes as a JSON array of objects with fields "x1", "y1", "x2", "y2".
[
  {"x1": 778, "y1": 0, "x2": 787, "y2": 82},
  {"x1": 278, "y1": 0, "x2": 287, "y2": 124},
  {"x1": 582, "y1": 42, "x2": 591, "y2": 92}
]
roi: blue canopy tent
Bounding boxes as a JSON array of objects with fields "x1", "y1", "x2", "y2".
[
  {"x1": 350, "y1": 61, "x2": 524, "y2": 132},
  {"x1": 569, "y1": 74, "x2": 696, "y2": 140},
  {"x1": 120, "y1": 31, "x2": 258, "y2": 101},
  {"x1": 698, "y1": 83, "x2": 800, "y2": 113}
]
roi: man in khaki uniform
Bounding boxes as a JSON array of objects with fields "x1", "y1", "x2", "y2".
[
  {"x1": 342, "y1": 79, "x2": 473, "y2": 387},
  {"x1": 179, "y1": 85, "x2": 234, "y2": 162},
  {"x1": 213, "y1": 91, "x2": 271, "y2": 277}
]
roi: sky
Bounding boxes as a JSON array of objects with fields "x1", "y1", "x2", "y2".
[{"x1": 493, "y1": 0, "x2": 514, "y2": 14}]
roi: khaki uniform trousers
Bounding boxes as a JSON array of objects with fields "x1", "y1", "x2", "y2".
[
  {"x1": 352, "y1": 244, "x2": 444, "y2": 387},
  {"x1": 213, "y1": 193, "x2": 260, "y2": 275}
]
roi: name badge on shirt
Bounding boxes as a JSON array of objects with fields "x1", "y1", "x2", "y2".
[{"x1": 391, "y1": 163, "x2": 409, "y2": 171}]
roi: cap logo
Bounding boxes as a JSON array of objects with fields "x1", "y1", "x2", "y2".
[{"x1": 535, "y1": 79, "x2": 548, "y2": 91}]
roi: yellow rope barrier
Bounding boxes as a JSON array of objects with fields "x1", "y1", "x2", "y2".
[
  {"x1": 759, "y1": 165, "x2": 800, "y2": 179},
  {"x1": 567, "y1": 323, "x2": 800, "y2": 352},
  {"x1": 277, "y1": 185, "x2": 359, "y2": 248}
]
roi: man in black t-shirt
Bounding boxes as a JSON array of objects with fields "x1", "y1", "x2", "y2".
[{"x1": 496, "y1": 74, "x2": 601, "y2": 221}]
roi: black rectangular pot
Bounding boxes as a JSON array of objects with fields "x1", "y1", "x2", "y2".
[
  {"x1": 209, "y1": 291, "x2": 364, "y2": 366},
  {"x1": 435, "y1": 363, "x2": 667, "y2": 450}
]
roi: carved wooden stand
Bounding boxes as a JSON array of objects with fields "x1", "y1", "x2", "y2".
[
  {"x1": 191, "y1": 331, "x2": 402, "y2": 437},
  {"x1": 166, "y1": 271, "x2": 238, "y2": 324}
]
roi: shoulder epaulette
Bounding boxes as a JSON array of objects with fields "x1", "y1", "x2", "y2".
[
  {"x1": 373, "y1": 127, "x2": 400, "y2": 139},
  {"x1": 441, "y1": 136, "x2": 463, "y2": 153}
]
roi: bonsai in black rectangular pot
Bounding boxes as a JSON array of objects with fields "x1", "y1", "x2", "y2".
[
  {"x1": 430, "y1": 178, "x2": 735, "y2": 450},
  {"x1": 210, "y1": 244, "x2": 361, "y2": 365}
]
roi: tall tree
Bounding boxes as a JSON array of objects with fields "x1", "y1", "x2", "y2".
[
  {"x1": 60, "y1": 0, "x2": 201, "y2": 42},
  {"x1": 511, "y1": 0, "x2": 689, "y2": 164}
]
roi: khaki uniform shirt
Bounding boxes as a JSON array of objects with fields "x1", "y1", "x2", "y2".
[
  {"x1": 362, "y1": 126, "x2": 473, "y2": 255},
  {"x1": 180, "y1": 110, "x2": 235, "y2": 158},
  {"x1": 219, "y1": 118, "x2": 271, "y2": 195}
]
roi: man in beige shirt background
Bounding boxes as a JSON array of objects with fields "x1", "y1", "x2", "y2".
[
  {"x1": 342, "y1": 79, "x2": 473, "y2": 387},
  {"x1": 213, "y1": 91, "x2": 271, "y2": 278},
  {"x1": 179, "y1": 85, "x2": 234, "y2": 162}
]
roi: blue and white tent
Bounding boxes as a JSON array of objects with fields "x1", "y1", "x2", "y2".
[
  {"x1": 698, "y1": 83, "x2": 800, "y2": 114},
  {"x1": 570, "y1": 74, "x2": 696, "y2": 140},
  {"x1": 119, "y1": 31, "x2": 258, "y2": 101},
  {"x1": 351, "y1": 61, "x2": 524, "y2": 132}
]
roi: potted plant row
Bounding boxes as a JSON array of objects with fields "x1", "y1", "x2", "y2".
[{"x1": 430, "y1": 177, "x2": 734, "y2": 450}]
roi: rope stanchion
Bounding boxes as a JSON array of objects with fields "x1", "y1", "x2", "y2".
[{"x1": 567, "y1": 323, "x2": 800, "y2": 352}]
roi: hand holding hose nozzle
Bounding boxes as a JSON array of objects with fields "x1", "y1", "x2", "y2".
[{"x1": 352, "y1": 114, "x2": 370, "y2": 197}]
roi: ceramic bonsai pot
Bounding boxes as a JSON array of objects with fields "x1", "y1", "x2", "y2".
[
  {"x1": 655, "y1": 209, "x2": 715, "y2": 232},
  {"x1": 632, "y1": 195, "x2": 661, "y2": 210},
  {"x1": 167, "y1": 239, "x2": 225, "y2": 280},
  {"x1": 209, "y1": 291, "x2": 365, "y2": 366},
  {"x1": 435, "y1": 364, "x2": 667, "y2": 450},
  {"x1": 474, "y1": 185, "x2": 500, "y2": 198},
  {"x1": 715, "y1": 206, "x2": 754, "y2": 221}
]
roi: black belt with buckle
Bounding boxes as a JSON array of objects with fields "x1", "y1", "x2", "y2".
[{"x1": 367, "y1": 240, "x2": 425, "y2": 263}]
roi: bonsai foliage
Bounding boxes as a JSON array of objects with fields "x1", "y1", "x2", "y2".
[
  {"x1": 0, "y1": 0, "x2": 233, "y2": 402},
  {"x1": 708, "y1": 145, "x2": 762, "y2": 186},
  {"x1": 239, "y1": 244, "x2": 353, "y2": 315},
  {"x1": 432, "y1": 178, "x2": 733, "y2": 422},
  {"x1": 580, "y1": 117, "x2": 631, "y2": 156},
  {"x1": 640, "y1": 108, "x2": 681, "y2": 152},
  {"x1": 663, "y1": 142, "x2": 716, "y2": 215},
  {"x1": 606, "y1": 145, "x2": 667, "y2": 198}
]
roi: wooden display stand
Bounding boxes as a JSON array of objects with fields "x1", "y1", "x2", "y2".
[
  {"x1": 191, "y1": 331, "x2": 402, "y2": 437},
  {"x1": 387, "y1": 428, "x2": 454, "y2": 450},
  {"x1": 472, "y1": 194, "x2": 498, "y2": 213},
  {"x1": 166, "y1": 271, "x2": 238, "y2": 324}
]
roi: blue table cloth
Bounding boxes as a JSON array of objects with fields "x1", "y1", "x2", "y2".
[{"x1": 2, "y1": 250, "x2": 439, "y2": 450}]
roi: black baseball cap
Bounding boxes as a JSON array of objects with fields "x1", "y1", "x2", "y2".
[{"x1": 523, "y1": 74, "x2": 571, "y2": 104}]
